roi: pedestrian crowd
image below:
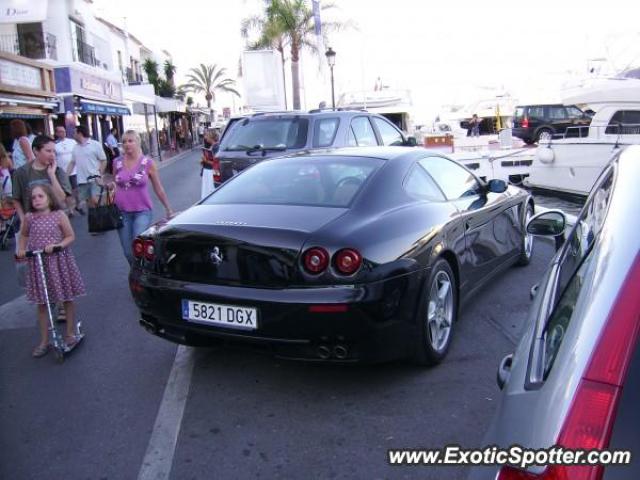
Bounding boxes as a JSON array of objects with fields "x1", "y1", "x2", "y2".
[{"x1": 2, "y1": 119, "x2": 176, "y2": 359}]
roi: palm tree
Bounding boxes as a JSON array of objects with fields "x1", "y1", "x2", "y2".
[
  {"x1": 143, "y1": 58, "x2": 160, "y2": 94},
  {"x1": 183, "y1": 64, "x2": 240, "y2": 109},
  {"x1": 164, "y1": 60, "x2": 177, "y2": 87},
  {"x1": 241, "y1": 12, "x2": 289, "y2": 108},
  {"x1": 259, "y1": 0, "x2": 346, "y2": 110}
]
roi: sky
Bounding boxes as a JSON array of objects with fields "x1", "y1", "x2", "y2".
[{"x1": 93, "y1": 0, "x2": 640, "y2": 122}]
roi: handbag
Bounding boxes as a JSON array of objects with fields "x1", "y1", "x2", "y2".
[{"x1": 88, "y1": 186, "x2": 123, "y2": 233}]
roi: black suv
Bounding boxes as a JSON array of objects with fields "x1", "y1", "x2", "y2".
[
  {"x1": 512, "y1": 104, "x2": 592, "y2": 144},
  {"x1": 212, "y1": 110, "x2": 416, "y2": 185}
]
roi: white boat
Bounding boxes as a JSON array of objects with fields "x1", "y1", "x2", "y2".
[
  {"x1": 449, "y1": 145, "x2": 535, "y2": 186},
  {"x1": 337, "y1": 88, "x2": 414, "y2": 132},
  {"x1": 525, "y1": 76, "x2": 640, "y2": 196}
]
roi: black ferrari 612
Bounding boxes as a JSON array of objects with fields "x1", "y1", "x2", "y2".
[{"x1": 130, "y1": 147, "x2": 534, "y2": 364}]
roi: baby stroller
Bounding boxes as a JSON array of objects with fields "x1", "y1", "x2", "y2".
[{"x1": 0, "y1": 197, "x2": 19, "y2": 251}]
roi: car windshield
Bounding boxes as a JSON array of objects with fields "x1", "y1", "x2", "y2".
[
  {"x1": 203, "y1": 156, "x2": 384, "y2": 207},
  {"x1": 221, "y1": 117, "x2": 309, "y2": 151}
]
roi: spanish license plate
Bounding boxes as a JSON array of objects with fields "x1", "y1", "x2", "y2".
[{"x1": 181, "y1": 300, "x2": 258, "y2": 330}]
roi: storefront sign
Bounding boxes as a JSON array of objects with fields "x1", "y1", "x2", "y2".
[
  {"x1": 0, "y1": 0, "x2": 48, "y2": 24},
  {"x1": 55, "y1": 67, "x2": 123, "y2": 102},
  {"x1": 80, "y1": 78, "x2": 103, "y2": 95},
  {"x1": 80, "y1": 100, "x2": 130, "y2": 116},
  {"x1": 0, "y1": 58, "x2": 41, "y2": 89}
]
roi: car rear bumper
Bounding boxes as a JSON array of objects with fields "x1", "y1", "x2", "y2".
[
  {"x1": 511, "y1": 127, "x2": 533, "y2": 142},
  {"x1": 130, "y1": 267, "x2": 425, "y2": 363}
]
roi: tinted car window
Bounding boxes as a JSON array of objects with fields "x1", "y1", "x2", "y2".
[
  {"x1": 514, "y1": 107, "x2": 525, "y2": 119},
  {"x1": 373, "y1": 117, "x2": 403, "y2": 146},
  {"x1": 529, "y1": 106, "x2": 544, "y2": 119},
  {"x1": 351, "y1": 117, "x2": 378, "y2": 146},
  {"x1": 204, "y1": 156, "x2": 383, "y2": 207},
  {"x1": 541, "y1": 168, "x2": 615, "y2": 377},
  {"x1": 419, "y1": 156, "x2": 480, "y2": 199},
  {"x1": 549, "y1": 106, "x2": 567, "y2": 120},
  {"x1": 313, "y1": 118, "x2": 339, "y2": 147},
  {"x1": 566, "y1": 106, "x2": 584, "y2": 119},
  {"x1": 404, "y1": 164, "x2": 445, "y2": 201},
  {"x1": 222, "y1": 117, "x2": 309, "y2": 151}
]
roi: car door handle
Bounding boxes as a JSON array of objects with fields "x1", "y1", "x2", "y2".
[{"x1": 497, "y1": 354, "x2": 513, "y2": 390}]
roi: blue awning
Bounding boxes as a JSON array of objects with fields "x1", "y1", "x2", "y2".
[{"x1": 79, "y1": 100, "x2": 130, "y2": 116}]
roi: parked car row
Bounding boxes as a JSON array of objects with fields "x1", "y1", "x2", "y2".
[{"x1": 130, "y1": 110, "x2": 638, "y2": 479}]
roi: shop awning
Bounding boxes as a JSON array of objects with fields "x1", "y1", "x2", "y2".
[
  {"x1": 156, "y1": 96, "x2": 186, "y2": 113},
  {"x1": 80, "y1": 99, "x2": 130, "y2": 116},
  {"x1": 0, "y1": 112, "x2": 46, "y2": 119},
  {"x1": 0, "y1": 96, "x2": 58, "y2": 109},
  {"x1": 0, "y1": 0, "x2": 47, "y2": 23}
]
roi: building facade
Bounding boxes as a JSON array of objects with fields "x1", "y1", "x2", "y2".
[{"x1": 0, "y1": 0, "x2": 188, "y2": 160}]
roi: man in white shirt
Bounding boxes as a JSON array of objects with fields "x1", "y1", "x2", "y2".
[
  {"x1": 66, "y1": 125, "x2": 106, "y2": 209},
  {"x1": 54, "y1": 126, "x2": 81, "y2": 215}
]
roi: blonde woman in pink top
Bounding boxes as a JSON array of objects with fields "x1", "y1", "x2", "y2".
[{"x1": 110, "y1": 130, "x2": 173, "y2": 264}]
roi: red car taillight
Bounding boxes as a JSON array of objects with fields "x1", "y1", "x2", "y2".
[
  {"x1": 334, "y1": 248, "x2": 362, "y2": 275},
  {"x1": 143, "y1": 239, "x2": 155, "y2": 261},
  {"x1": 212, "y1": 157, "x2": 221, "y2": 183},
  {"x1": 498, "y1": 254, "x2": 640, "y2": 480},
  {"x1": 303, "y1": 247, "x2": 329, "y2": 274},
  {"x1": 132, "y1": 238, "x2": 145, "y2": 259},
  {"x1": 521, "y1": 117, "x2": 529, "y2": 128}
]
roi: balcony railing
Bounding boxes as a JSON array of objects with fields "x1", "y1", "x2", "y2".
[
  {"x1": 126, "y1": 67, "x2": 144, "y2": 85},
  {"x1": 0, "y1": 32, "x2": 57, "y2": 60}
]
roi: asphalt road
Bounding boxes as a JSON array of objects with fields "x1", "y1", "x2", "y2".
[{"x1": 0, "y1": 150, "x2": 556, "y2": 480}]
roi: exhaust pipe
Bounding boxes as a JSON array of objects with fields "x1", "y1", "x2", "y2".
[
  {"x1": 333, "y1": 345, "x2": 348, "y2": 360},
  {"x1": 317, "y1": 345, "x2": 331, "y2": 360},
  {"x1": 139, "y1": 318, "x2": 157, "y2": 334}
]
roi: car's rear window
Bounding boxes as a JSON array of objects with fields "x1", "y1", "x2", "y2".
[
  {"x1": 203, "y1": 156, "x2": 384, "y2": 207},
  {"x1": 514, "y1": 107, "x2": 525, "y2": 119},
  {"x1": 221, "y1": 117, "x2": 309, "y2": 151}
]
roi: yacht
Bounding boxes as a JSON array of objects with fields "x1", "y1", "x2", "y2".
[{"x1": 525, "y1": 76, "x2": 640, "y2": 196}]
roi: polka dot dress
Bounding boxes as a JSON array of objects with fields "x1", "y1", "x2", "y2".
[{"x1": 25, "y1": 211, "x2": 86, "y2": 304}]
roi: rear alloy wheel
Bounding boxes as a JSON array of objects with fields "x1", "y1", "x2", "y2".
[
  {"x1": 536, "y1": 128, "x2": 553, "y2": 143},
  {"x1": 414, "y1": 259, "x2": 457, "y2": 366},
  {"x1": 516, "y1": 203, "x2": 534, "y2": 266}
]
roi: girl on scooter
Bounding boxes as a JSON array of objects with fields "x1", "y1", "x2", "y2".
[{"x1": 16, "y1": 183, "x2": 85, "y2": 357}]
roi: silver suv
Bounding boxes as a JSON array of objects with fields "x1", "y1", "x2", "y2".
[{"x1": 214, "y1": 110, "x2": 416, "y2": 185}]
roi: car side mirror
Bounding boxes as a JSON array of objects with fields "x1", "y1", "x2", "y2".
[
  {"x1": 405, "y1": 136, "x2": 417, "y2": 147},
  {"x1": 526, "y1": 210, "x2": 566, "y2": 236},
  {"x1": 486, "y1": 179, "x2": 508, "y2": 193}
]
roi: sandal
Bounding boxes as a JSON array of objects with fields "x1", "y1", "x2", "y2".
[
  {"x1": 32, "y1": 344, "x2": 49, "y2": 358},
  {"x1": 65, "y1": 335, "x2": 78, "y2": 349}
]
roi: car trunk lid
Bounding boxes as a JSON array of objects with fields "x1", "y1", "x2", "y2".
[{"x1": 151, "y1": 204, "x2": 348, "y2": 287}]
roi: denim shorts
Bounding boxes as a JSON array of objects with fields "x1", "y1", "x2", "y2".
[{"x1": 77, "y1": 182, "x2": 101, "y2": 202}]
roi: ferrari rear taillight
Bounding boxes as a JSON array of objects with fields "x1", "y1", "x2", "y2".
[
  {"x1": 497, "y1": 254, "x2": 640, "y2": 480},
  {"x1": 303, "y1": 247, "x2": 329, "y2": 274},
  {"x1": 143, "y1": 239, "x2": 155, "y2": 261},
  {"x1": 133, "y1": 238, "x2": 145, "y2": 259},
  {"x1": 334, "y1": 248, "x2": 362, "y2": 275},
  {"x1": 212, "y1": 157, "x2": 221, "y2": 183}
]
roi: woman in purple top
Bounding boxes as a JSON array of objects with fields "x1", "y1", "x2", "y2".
[{"x1": 111, "y1": 130, "x2": 173, "y2": 264}]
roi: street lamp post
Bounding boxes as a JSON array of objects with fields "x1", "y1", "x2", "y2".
[{"x1": 325, "y1": 47, "x2": 336, "y2": 110}]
